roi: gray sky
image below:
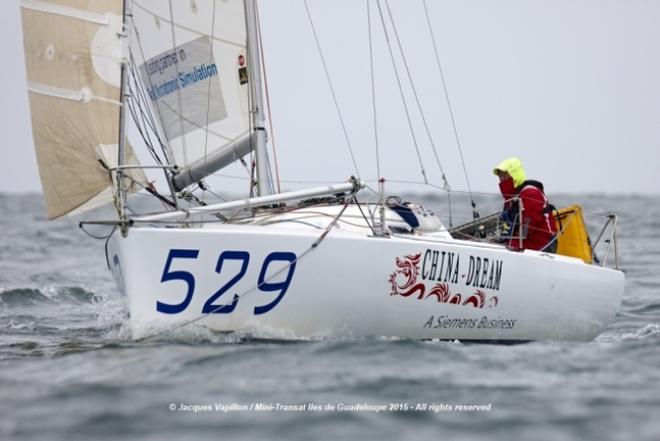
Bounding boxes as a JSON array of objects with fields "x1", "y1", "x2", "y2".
[{"x1": 2, "y1": 0, "x2": 660, "y2": 196}]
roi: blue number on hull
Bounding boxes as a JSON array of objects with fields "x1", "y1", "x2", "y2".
[
  {"x1": 203, "y1": 251, "x2": 250, "y2": 314},
  {"x1": 157, "y1": 249, "x2": 297, "y2": 315},
  {"x1": 254, "y1": 252, "x2": 297, "y2": 315},
  {"x1": 157, "y1": 249, "x2": 199, "y2": 314}
]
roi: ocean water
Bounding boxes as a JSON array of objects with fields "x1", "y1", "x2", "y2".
[{"x1": 0, "y1": 193, "x2": 659, "y2": 441}]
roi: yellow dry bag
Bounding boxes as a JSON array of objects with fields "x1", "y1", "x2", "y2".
[{"x1": 554, "y1": 205, "x2": 593, "y2": 264}]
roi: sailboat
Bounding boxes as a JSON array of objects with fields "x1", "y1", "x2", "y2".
[{"x1": 20, "y1": 0, "x2": 624, "y2": 342}]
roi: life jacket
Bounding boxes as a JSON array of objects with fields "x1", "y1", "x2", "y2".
[
  {"x1": 517, "y1": 180, "x2": 558, "y2": 218},
  {"x1": 503, "y1": 179, "x2": 557, "y2": 250},
  {"x1": 519, "y1": 179, "x2": 544, "y2": 192}
]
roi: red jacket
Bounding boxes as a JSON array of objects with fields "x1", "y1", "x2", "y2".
[{"x1": 499, "y1": 178, "x2": 557, "y2": 251}]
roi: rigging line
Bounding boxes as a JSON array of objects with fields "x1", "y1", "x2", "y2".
[
  {"x1": 353, "y1": 195, "x2": 379, "y2": 236},
  {"x1": 384, "y1": 0, "x2": 449, "y2": 191},
  {"x1": 246, "y1": 0, "x2": 274, "y2": 197},
  {"x1": 381, "y1": 178, "x2": 501, "y2": 201},
  {"x1": 422, "y1": 0, "x2": 476, "y2": 216},
  {"x1": 126, "y1": 40, "x2": 180, "y2": 207},
  {"x1": 129, "y1": 69, "x2": 247, "y2": 148},
  {"x1": 110, "y1": 166, "x2": 177, "y2": 213},
  {"x1": 256, "y1": 1, "x2": 282, "y2": 194},
  {"x1": 248, "y1": 133, "x2": 255, "y2": 199},
  {"x1": 154, "y1": 97, "x2": 244, "y2": 143},
  {"x1": 262, "y1": 84, "x2": 281, "y2": 193},
  {"x1": 246, "y1": 56, "x2": 256, "y2": 199},
  {"x1": 363, "y1": 184, "x2": 383, "y2": 198},
  {"x1": 201, "y1": 0, "x2": 218, "y2": 203},
  {"x1": 375, "y1": 0, "x2": 427, "y2": 185},
  {"x1": 211, "y1": 173, "x2": 348, "y2": 185},
  {"x1": 80, "y1": 223, "x2": 116, "y2": 241},
  {"x1": 126, "y1": 89, "x2": 161, "y2": 165},
  {"x1": 179, "y1": 188, "x2": 228, "y2": 222},
  {"x1": 205, "y1": 173, "x2": 495, "y2": 192},
  {"x1": 125, "y1": 84, "x2": 150, "y2": 147},
  {"x1": 302, "y1": 0, "x2": 361, "y2": 178},
  {"x1": 384, "y1": 0, "x2": 455, "y2": 227},
  {"x1": 133, "y1": 0, "x2": 244, "y2": 49},
  {"x1": 128, "y1": 54, "x2": 157, "y2": 132},
  {"x1": 228, "y1": 153, "x2": 254, "y2": 181},
  {"x1": 193, "y1": 184, "x2": 227, "y2": 203},
  {"x1": 126, "y1": 93, "x2": 160, "y2": 165},
  {"x1": 128, "y1": 53, "x2": 160, "y2": 142},
  {"x1": 167, "y1": 0, "x2": 189, "y2": 165},
  {"x1": 266, "y1": 157, "x2": 277, "y2": 195},
  {"x1": 130, "y1": 17, "x2": 175, "y2": 164},
  {"x1": 127, "y1": 59, "x2": 163, "y2": 165},
  {"x1": 367, "y1": 0, "x2": 381, "y2": 181},
  {"x1": 244, "y1": 3, "x2": 257, "y2": 198},
  {"x1": 127, "y1": 71, "x2": 156, "y2": 154}
]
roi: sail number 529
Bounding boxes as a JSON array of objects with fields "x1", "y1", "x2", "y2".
[{"x1": 156, "y1": 249, "x2": 297, "y2": 315}]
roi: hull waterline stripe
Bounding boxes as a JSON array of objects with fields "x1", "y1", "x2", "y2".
[
  {"x1": 20, "y1": 0, "x2": 110, "y2": 26},
  {"x1": 27, "y1": 81, "x2": 121, "y2": 106}
]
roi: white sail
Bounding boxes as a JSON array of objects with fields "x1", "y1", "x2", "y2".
[
  {"x1": 20, "y1": 0, "x2": 146, "y2": 219},
  {"x1": 131, "y1": 0, "x2": 251, "y2": 173}
]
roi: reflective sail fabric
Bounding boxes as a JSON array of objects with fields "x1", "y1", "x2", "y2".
[
  {"x1": 131, "y1": 0, "x2": 250, "y2": 170},
  {"x1": 21, "y1": 0, "x2": 145, "y2": 219}
]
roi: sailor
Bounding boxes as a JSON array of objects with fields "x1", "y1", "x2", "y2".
[{"x1": 493, "y1": 157, "x2": 558, "y2": 252}]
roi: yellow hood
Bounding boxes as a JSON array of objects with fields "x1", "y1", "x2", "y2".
[{"x1": 493, "y1": 157, "x2": 527, "y2": 187}]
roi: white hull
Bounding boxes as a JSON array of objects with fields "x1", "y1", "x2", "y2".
[{"x1": 107, "y1": 206, "x2": 624, "y2": 342}]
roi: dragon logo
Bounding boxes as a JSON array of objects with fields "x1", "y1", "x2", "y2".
[
  {"x1": 388, "y1": 253, "x2": 498, "y2": 309},
  {"x1": 388, "y1": 253, "x2": 425, "y2": 299}
]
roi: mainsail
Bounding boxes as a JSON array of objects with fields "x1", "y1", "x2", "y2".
[
  {"x1": 131, "y1": 0, "x2": 252, "y2": 189},
  {"x1": 20, "y1": 0, "x2": 146, "y2": 219}
]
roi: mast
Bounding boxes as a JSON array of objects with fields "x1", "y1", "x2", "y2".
[
  {"x1": 244, "y1": 0, "x2": 273, "y2": 196},
  {"x1": 117, "y1": 0, "x2": 131, "y2": 228}
]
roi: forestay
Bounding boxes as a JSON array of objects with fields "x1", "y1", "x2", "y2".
[
  {"x1": 131, "y1": 0, "x2": 251, "y2": 181},
  {"x1": 20, "y1": 0, "x2": 146, "y2": 219}
]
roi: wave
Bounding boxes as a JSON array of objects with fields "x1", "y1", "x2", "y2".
[
  {"x1": 127, "y1": 323, "x2": 329, "y2": 345},
  {"x1": 624, "y1": 323, "x2": 660, "y2": 340},
  {"x1": 627, "y1": 302, "x2": 660, "y2": 317},
  {"x1": 0, "y1": 287, "x2": 98, "y2": 309},
  {"x1": 597, "y1": 323, "x2": 660, "y2": 343}
]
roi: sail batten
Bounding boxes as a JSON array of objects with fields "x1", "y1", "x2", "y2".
[
  {"x1": 21, "y1": 0, "x2": 145, "y2": 219},
  {"x1": 22, "y1": 0, "x2": 257, "y2": 218},
  {"x1": 21, "y1": 0, "x2": 111, "y2": 25},
  {"x1": 26, "y1": 81, "x2": 122, "y2": 105}
]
